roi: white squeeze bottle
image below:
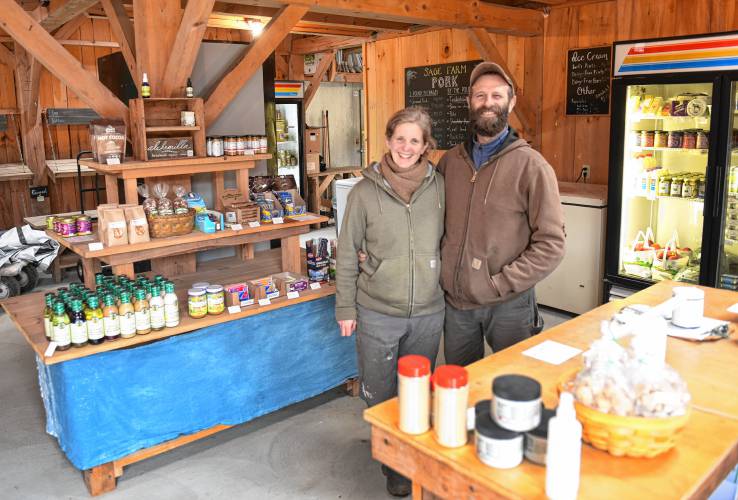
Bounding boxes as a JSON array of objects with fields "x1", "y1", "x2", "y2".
[{"x1": 545, "y1": 392, "x2": 582, "y2": 500}]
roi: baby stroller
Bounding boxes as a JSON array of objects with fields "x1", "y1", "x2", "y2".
[{"x1": 0, "y1": 226, "x2": 60, "y2": 300}]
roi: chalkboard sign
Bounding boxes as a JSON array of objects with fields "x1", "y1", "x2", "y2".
[
  {"x1": 46, "y1": 108, "x2": 101, "y2": 125},
  {"x1": 566, "y1": 46, "x2": 611, "y2": 115},
  {"x1": 0, "y1": 115, "x2": 7, "y2": 132},
  {"x1": 405, "y1": 60, "x2": 481, "y2": 150}
]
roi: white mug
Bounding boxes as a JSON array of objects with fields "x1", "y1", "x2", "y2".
[
  {"x1": 181, "y1": 111, "x2": 196, "y2": 127},
  {"x1": 670, "y1": 287, "x2": 704, "y2": 328}
]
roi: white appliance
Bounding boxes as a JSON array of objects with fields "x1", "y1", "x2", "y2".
[
  {"x1": 335, "y1": 177, "x2": 363, "y2": 236},
  {"x1": 536, "y1": 184, "x2": 607, "y2": 315}
]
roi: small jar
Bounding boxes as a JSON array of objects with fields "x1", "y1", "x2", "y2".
[
  {"x1": 211, "y1": 136, "x2": 224, "y2": 157},
  {"x1": 670, "y1": 177, "x2": 684, "y2": 197},
  {"x1": 76, "y1": 215, "x2": 92, "y2": 235},
  {"x1": 682, "y1": 130, "x2": 697, "y2": 149},
  {"x1": 235, "y1": 136, "x2": 245, "y2": 155},
  {"x1": 398, "y1": 355, "x2": 431, "y2": 435},
  {"x1": 206, "y1": 136, "x2": 213, "y2": 156},
  {"x1": 206, "y1": 285, "x2": 225, "y2": 315},
  {"x1": 432, "y1": 365, "x2": 469, "y2": 448},
  {"x1": 53, "y1": 217, "x2": 61, "y2": 234},
  {"x1": 491, "y1": 374, "x2": 542, "y2": 432},
  {"x1": 188, "y1": 288, "x2": 208, "y2": 318},
  {"x1": 524, "y1": 407, "x2": 555, "y2": 465},
  {"x1": 653, "y1": 130, "x2": 668, "y2": 148},
  {"x1": 696, "y1": 130, "x2": 709, "y2": 149},
  {"x1": 59, "y1": 217, "x2": 77, "y2": 238},
  {"x1": 641, "y1": 130, "x2": 654, "y2": 147},
  {"x1": 224, "y1": 136, "x2": 237, "y2": 156},
  {"x1": 259, "y1": 136, "x2": 268, "y2": 154},
  {"x1": 657, "y1": 175, "x2": 671, "y2": 197},
  {"x1": 697, "y1": 176, "x2": 706, "y2": 199},
  {"x1": 192, "y1": 281, "x2": 210, "y2": 291},
  {"x1": 46, "y1": 215, "x2": 56, "y2": 231},
  {"x1": 475, "y1": 409, "x2": 523, "y2": 469},
  {"x1": 667, "y1": 130, "x2": 683, "y2": 148},
  {"x1": 682, "y1": 178, "x2": 697, "y2": 199}
]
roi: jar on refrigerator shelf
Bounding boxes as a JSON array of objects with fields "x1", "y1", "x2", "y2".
[
  {"x1": 641, "y1": 130, "x2": 655, "y2": 147},
  {"x1": 683, "y1": 130, "x2": 697, "y2": 149},
  {"x1": 654, "y1": 130, "x2": 668, "y2": 148},
  {"x1": 697, "y1": 176, "x2": 706, "y2": 199},
  {"x1": 682, "y1": 178, "x2": 697, "y2": 199},
  {"x1": 670, "y1": 176, "x2": 684, "y2": 197},
  {"x1": 696, "y1": 130, "x2": 709, "y2": 150},
  {"x1": 657, "y1": 172, "x2": 671, "y2": 196},
  {"x1": 668, "y1": 130, "x2": 683, "y2": 148}
]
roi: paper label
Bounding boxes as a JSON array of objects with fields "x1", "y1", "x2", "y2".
[
  {"x1": 231, "y1": 224, "x2": 243, "y2": 231},
  {"x1": 131, "y1": 218, "x2": 147, "y2": 226},
  {"x1": 108, "y1": 221, "x2": 126, "y2": 229},
  {"x1": 240, "y1": 299, "x2": 255, "y2": 307},
  {"x1": 522, "y1": 340, "x2": 582, "y2": 365},
  {"x1": 44, "y1": 342, "x2": 58, "y2": 357},
  {"x1": 88, "y1": 242, "x2": 104, "y2": 251},
  {"x1": 258, "y1": 298, "x2": 271, "y2": 306},
  {"x1": 272, "y1": 217, "x2": 284, "y2": 225},
  {"x1": 228, "y1": 305, "x2": 241, "y2": 314},
  {"x1": 150, "y1": 304, "x2": 165, "y2": 329},
  {"x1": 106, "y1": 157, "x2": 121, "y2": 165},
  {"x1": 135, "y1": 310, "x2": 151, "y2": 331},
  {"x1": 70, "y1": 321, "x2": 87, "y2": 344},
  {"x1": 287, "y1": 291, "x2": 300, "y2": 299},
  {"x1": 104, "y1": 315, "x2": 120, "y2": 337},
  {"x1": 310, "y1": 282, "x2": 321, "y2": 290},
  {"x1": 53, "y1": 323, "x2": 71, "y2": 346},
  {"x1": 87, "y1": 317, "x2": 104, "y2": 340},
  {"x1": 266, "y1": 291, "x2": 280, "y2": 300},
  {"x1": 248, "y1": 221, "x2": 261, "y2": 228}
]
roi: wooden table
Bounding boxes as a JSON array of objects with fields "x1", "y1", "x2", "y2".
[
  {"x1": 364, "y1": 281, "x2": 738, "y2": 499},
  {"x1": 45, "y1": 159, "x2": 96, "y2": 181},
  {"x1": 307, "y1": 166, "x2": 363, "y2": 226}
]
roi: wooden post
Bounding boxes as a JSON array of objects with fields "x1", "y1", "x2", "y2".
[
  {"x1": 82, "y1": 462, "x2": 116, "y2": 496},
  {"x1": 281, "y1": 235, "x2": 301, "y2": 273},
  {"x1": 104, "y1": 175, "x2": 119, "y2": 204}
]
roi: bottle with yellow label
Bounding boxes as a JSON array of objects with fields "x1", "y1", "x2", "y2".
[
  {"x1": 118, "y1": 292, "x2": 137, "y2": 338},
  {"x1": 134, "y1": 288, "x2": 151, "y2": 335}
]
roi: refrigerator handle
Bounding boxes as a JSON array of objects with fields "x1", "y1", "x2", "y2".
[{"x1": 713, "y1": 164, "x2": 725, "y2": 218}]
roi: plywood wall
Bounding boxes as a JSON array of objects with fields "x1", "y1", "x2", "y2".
[{"x1": 364, "y1": 0, "x2": 738, "y2": 185}]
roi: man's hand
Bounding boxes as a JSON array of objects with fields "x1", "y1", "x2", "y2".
[
  {"x1": 357, "y1": 250, "x2": 367, "y2": 264},
  {"x1": 338, "y1": 319, "x2": 357, "y2": 337}
]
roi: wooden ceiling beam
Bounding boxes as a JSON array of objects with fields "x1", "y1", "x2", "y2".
[
  {"x1": 291, "y1": 35, "x2": 367, "y2": 55},
  {"x1": 100, "y1": 0, "x2": 137, "y2": 85},
  {"x1": 133, "y1": 0, "x2": 182, "y2": 96},
  {"x1": 205, "y1": 4, "x2": 308, "y2": 125},
  {"x1": 212, "y1": 3, "x2": 411, "y2": 32},
  {"x1": 261, "y1": 0, "x2": 543, "y2": 36},
  {"x1": 0, "y1": 42, "x2": 14, "y2": 69},
  {"x1": 0, "y1": 0, "x2": 128, "y2": 121},
  {"x1": 468, "y1": 27, "x2": 534, "y2": 138},
  {"x1": 162, "y1": 0, "x2": 216, "y2": 97},
  {"x1": 52, "y1": 13, "x2": 87, "y2": 40},
  {"x1": 304, "y1": 50, "x2": 334, "y2": 109},
  {"x1": 40, "y1": 0, "x2": 99, "y2": 32}
]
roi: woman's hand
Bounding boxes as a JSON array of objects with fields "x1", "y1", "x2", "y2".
[{"x1": 338, "y1": 319, "x2": 357, "y2": 337}]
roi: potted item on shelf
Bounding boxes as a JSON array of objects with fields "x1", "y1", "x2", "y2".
[
  {"x1": 89, "y1": 120, "x2": 127, "y2": 164},
  {"x1": 146, "y1": 137, "x2": 194, "y2": 160}
]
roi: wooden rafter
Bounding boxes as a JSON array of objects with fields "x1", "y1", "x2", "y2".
[
  {"x1": 468, "y1": 28, "x2": 534, "y2": 138},
  {"x1": 291, "y1": 36, "x2": 367, "y2": 55},
  {"x1": 52, "y1": 13, "x2": 87, "y2": 40},
  {"x1": 263, "y1": 0, "x2": 543, "y2": 36},
  {"x1": 40, "y1": 0, "x2": 99, "y2": 32},
  {"x1": 204, "y1": 4, "x2": 309, "y2": 126},
  {"x1": 100, "y1": 0, "x2": 137, "y2": 85},
  {"x1": 133, "y1": 0, "x2": 182, "y2": 96},
  {"x1": 0, "y1": 0, "x2": 128, "y2": 122},
  {"x1": 304, "y1": 51, "x2": 334, "y2": 110},
  {"x1": 211, "y1": 3, "x2": 412, "y2": 32},
  {"x1": 161, "y1": 0, "x2": 216, "y2": 97},
  {"x1": 0, "y1": 42, "x2": 14, "y2": 69}
]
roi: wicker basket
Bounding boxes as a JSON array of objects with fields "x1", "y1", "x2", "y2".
[
  {"x1": 559, "y1": 371, "x2": 690, "y2": 458},
  {"x1": 147, "y1": 209, "x2": 195, "y2": 238}
]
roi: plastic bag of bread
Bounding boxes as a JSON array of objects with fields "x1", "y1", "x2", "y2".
[
  {"x1": 172, "y1": 185, "x2": 189, "y2": 214},
  {"x1": 138, "y1": 184, "x2": 158, "y2": 216},
  {"x1": 153, "y1": 182, "x2": 173, "y2": 216}
]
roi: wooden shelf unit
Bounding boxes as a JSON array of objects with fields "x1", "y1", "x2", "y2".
[{"x1": 129, "y1": 97, "x2": 206, "y2": 161}]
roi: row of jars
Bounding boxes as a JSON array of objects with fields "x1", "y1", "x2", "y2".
[
  {"x1": 206, "y1": 136, "x2": 268, "y2": 157},
  {"x1": 632, "y1": 129, "x2": 709, "y2": 149},
  {"x1": 47, "y1": 214, "x2": 92, "y2": 238},
  {"x1": 44, "y1": 274, "x2": 180, "y2": 351},
  {"x1": 651, "y1": 171, "x2": 705, "y2": 199},
  {"x1": 187, "y1": 281, "x2": 224, "y2": 318}
]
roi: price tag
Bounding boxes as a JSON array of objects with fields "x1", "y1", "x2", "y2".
[
  {"x1": 310, "y1": 282, "x2": 322, "y2": 290},
  {"x1": 248, "y1": 221, "x2": 261, "y2": 228},
  {"x1": 231, "y1": 224, "x2": 243, "y2": 231},
  {"x1": 272, "y1": 217, "x2": 284, "y2": 225},
  {"x1": 287, "y1": 291, "x2": 300, "y2": 300},
  {"x1": 88, "y1": 242, "x2": 104, "y2": 251},
  {"x1": 44, "y1": 342, "x2": 58, "y2": 357},
  {"x1": 106, "y1": 157, "x2": 120, "y2": 165},
  {"x1": 258, "y1": 298, "x2": 271, "y2": 306},
  {"x1": 228, "y1": 305, "x2": 241, "y2": 314}
]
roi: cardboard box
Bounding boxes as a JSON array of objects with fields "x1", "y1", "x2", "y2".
[
  {"x1": 224, "y1": 282, "x2": 254, "y2": 307},
  {"x1": 306, "y1": 153, "x2": 320, "y2": 174},
  {"x1": 221, "y1": 189, "x2": 260, "y2": 225},
  {"x1": 305, "y1": 127, "x2": 322, "y2": 154},
  {"x1": 274, "y1": 189, "x2": 307, "y2": 216},
  {"x1": 273, "y1": 272, "x2": 309, "y2": 294},
  {"x1": 248, "y1": 277, "x2": 280, "y2": 300}
]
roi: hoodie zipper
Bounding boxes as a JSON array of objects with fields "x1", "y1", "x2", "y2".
[
  {"x1": 454, "y1": 168, "x2": 476, "y2": 299},
  {"x1": 407, "y1": 204, "x2": 415, "y2": 317}
]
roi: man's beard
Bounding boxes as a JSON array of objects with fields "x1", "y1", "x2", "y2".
[{"x1": 469, "y1": 103, "x2": 509, "y2": 138}]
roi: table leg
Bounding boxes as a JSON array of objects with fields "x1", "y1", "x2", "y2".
[
  {"x1": 281, "y1": 235, "x2": 301, "y2": 273},
  {"x1": 236, "y1": 168, "x2": 249, "y2": 197},
  {"x1": 83, "y1": 462, "x2": 116, "y2": 496},
  {"x1": 82, "y1": 259, "x2": 101, "y2": 288},
  {"x1": 112, "y1": 263, "x2": 135, "y2": 280},
  {"x1": 105, "y1": 175, "x2": 119, "y2": 204},
  {"x1": 308, "y1": 177, "x2": 320, "y2": 229},
  {"x1": 239, "y1": 243, "x2": 255, "y2": 261},
  {"x1": 123, "y1": 179, "x2": 138, "y2": 204}
]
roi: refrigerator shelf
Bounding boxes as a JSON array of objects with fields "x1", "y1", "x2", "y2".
[
  {"x1": 629, "y1": 114, "x2": 710, "y2": 122},
  {"x1": 630, "y1": 146, "x2": 708, "y2": 154},
  {"x1": 630, "y1": 193, "x2": 704, "y2": 203}
]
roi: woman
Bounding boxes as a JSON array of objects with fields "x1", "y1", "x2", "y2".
[{"x1": 335, "y1": 107, "x2": 444, "y2": 497}]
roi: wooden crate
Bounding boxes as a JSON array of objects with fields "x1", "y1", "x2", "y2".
[{"x1": 129, "y1": 98, "x2": 206, "y2": 161}]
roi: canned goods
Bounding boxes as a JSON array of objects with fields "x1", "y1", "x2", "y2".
[
  {"x1": 59, "y1": 217, "x2": 77, "y2": 237},
  {"x1": 683, "y1": 130, "x2": 696, "y2": 149},
  {"x1": 682, "y1": 178, "x2": 697, "y2": 198},
  {"x1": 235, "y1": 136, "x2": 245, "y2": 155},
  {"x1": 654, "y1": 131, "x2": 668, "y2": 148},
  {"x1": 76, "y1": 215, "x2": 92, "y2": 235},
  {"x1": 224, "y1": 136, "x2": 237, "y2": 156},
  {"x1": 670, "y1": 177, "x2": 684, "y2": 197},
  {"x1": 697, "y1": 176, "x2": 706, "y2": 199},
  {"x1": 658, "y1": 176, "x2": 671, "y2": 196},
  {"x1": 641, "y1": 130, "x2": 655, "y2": 147},
  {"x1": 696, "y1": 130, "x2": 709, "y2": 149},
  {"x1": 668, "y1": 130, "x2": 683, "y2": 148},
  {"x1": 46, "y1": 215, "x2": 56, "y2": 231}
]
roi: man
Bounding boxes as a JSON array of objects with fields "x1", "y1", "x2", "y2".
[{"x1": 437, "y1": 62, "x2": 566, "y2": 366}]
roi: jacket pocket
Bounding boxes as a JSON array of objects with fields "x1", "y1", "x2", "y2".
[
  {"x1": 463, "y1": 256, "x2": 501, "y2": 305},
  {"x1": 413, "y1": 252, "x2": 442, "y2": 307},
  {"x1": 359, "y1": 256, "x2": 410, "y2": 307},
  {"x1": 440, "y1": 243, "x2": 459, "y2": 294}
]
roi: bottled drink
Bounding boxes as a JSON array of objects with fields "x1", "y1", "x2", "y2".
[
  {"x1": 149, "y1": 284, "x2": 166, "y2": 331},
  {"x1": 164, "y1": 281, "x2": 180, "y2": 328},
  {"x1": 52, "y1": 301, "x2": 71, "y2": 351},
  {"x1": 118, "y1": 292, "x2": 137, "y2": 339},
  {"x1": 86, "y1": 296, "x2": 105, "y2": 345},
  {"x1": 186, "y1": 77, "x2": 194, "y2": 98},
  {"x1": 103, "y1": 294, "x2": 121, "y2": 341},
  {"x1": 69, "y1": 299, "x2": 88, "y2": 348},
  {"x1": 134, "y1": 288, "x2": 151, "y2": 335},
  {"x1": 43, "y1": 293, "x2": 55, "y2": 340},
  {"x1": 141, "y1": 72, "x2": 151, "y2": 98}
]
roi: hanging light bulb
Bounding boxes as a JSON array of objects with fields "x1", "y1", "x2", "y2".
[{"x1": 247, "y1": 19, "x2": 264, "y2": 37}]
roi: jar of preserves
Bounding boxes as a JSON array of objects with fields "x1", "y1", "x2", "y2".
[
  {"x1": 224, "y1": 136, "x2": 237, "y2": 156},
  {"x1": 697, "y1": 176, "x2": 706, "y2": 199},
  {"x1": 206, "y1": 285, "x2": 224, "y2": 315},
  {"x1": 76, "y1": 215, "x2": 92, "y2": 235},
  {"x1": 188, "y1": 288, "x2": 207, "y2": 318},
  {"x1": 259, "y1": 136, "x2": 268, "y2": 154},
  {"x1": 211, "y1": 136, "x2": 224, "y2": 157},
  {"x1": 696, "y1": 130, "x2": 709, "y2": 149},
  {"x1": 236, "y1": 136, "x2": 245, "y2": 155},
  {"x1": 46, "y1": 215, "x2": 56, "y2": 231},
  {"x1": 206, "y1": 136, "x2": 213, "y2": 156},
  {"x1": 668, "y1": 130, "x2": 683, "y2": 148},
  {"x1": 657, "y1": 174, "x2": 671, "y2": 196},
  {"x1": 682, "y1": 178, "x2": 697, "y2": 198},
  {"x1": 670, "y1": 177, "x2": 684, "y2": 197},
  {"x1": 654, "y1": 131, "x2": 668, "y2": 148},
  {"x1": 59, "y1": 217, "x2": 77, "y2": 237},
  {"x1": 641, "y1": 130, "x2": 655, "y2": 147},
  {"x1": 683, "y1": 130, "x2": 697, "y2": 149}
]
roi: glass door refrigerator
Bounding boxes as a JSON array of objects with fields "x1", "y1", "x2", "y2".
[
  {"x1": 605, "y1": 31, "x2": 738, "y2": 299},
  {"x1": 275, "y1": 81, "x2": 307, "y2": 196}
]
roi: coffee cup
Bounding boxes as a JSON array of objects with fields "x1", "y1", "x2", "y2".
[{"x1": 670, "y1": 286, "x2": 704, "y2": 328}]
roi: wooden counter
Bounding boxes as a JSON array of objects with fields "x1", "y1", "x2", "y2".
[{"x1": 365, "y1": 281, "x2": 738, "y2": 499}]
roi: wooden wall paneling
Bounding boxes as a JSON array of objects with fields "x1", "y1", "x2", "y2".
[
  {"x1": 524, "y1": 35, "x2": 543, "y2": 151},
  {"x1": 14, "y1": 47, "x2": 45, "y2": 186},
  {"x1": 0, "y1": 64, "x2": 19, "y2": 164},
  {"x1": 100, "y1": 0, "x2": 137, "y2": 86},
  {"x1": 541, "y1": 7, "x2": 579, "y2": 181},
  {"x1": 711, "y1": 1, "x2": 738, "y2": 31},
  {"x1": 0, "y1": 179, "x2": 32, "y2": 228},
  {"x1": 304, "y1": 51, "x2": 334, "y2": 110},
  {"x1": 133, "y1": 0, "x2": 182, "y2": 97}
]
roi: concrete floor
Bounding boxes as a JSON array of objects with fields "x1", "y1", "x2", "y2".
[{"x1": 0, "y1": 271, "x2": 572, "y2": 500}]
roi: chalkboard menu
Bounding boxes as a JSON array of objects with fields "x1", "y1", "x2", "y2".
[
  {"x1": 405, "y1": 60, "x2": 481, "y2": 150},
  {"x1": 566, "y1": 46, "x2": 611, "y2": 115},
  {"x1": 46, "y1": 108, "x2": 101, "y2": 125}
]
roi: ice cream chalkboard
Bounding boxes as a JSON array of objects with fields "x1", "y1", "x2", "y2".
[
  {"x1": 566, "y1": 47, "x2": 611, "y2": 115},
  {"x1": 405, "y1": 60, "x2": 481, "y2": 150}
]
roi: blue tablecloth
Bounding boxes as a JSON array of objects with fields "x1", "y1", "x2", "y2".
[{"x1": 38, "y1": 296, "x2": 356, "y2": 470}]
